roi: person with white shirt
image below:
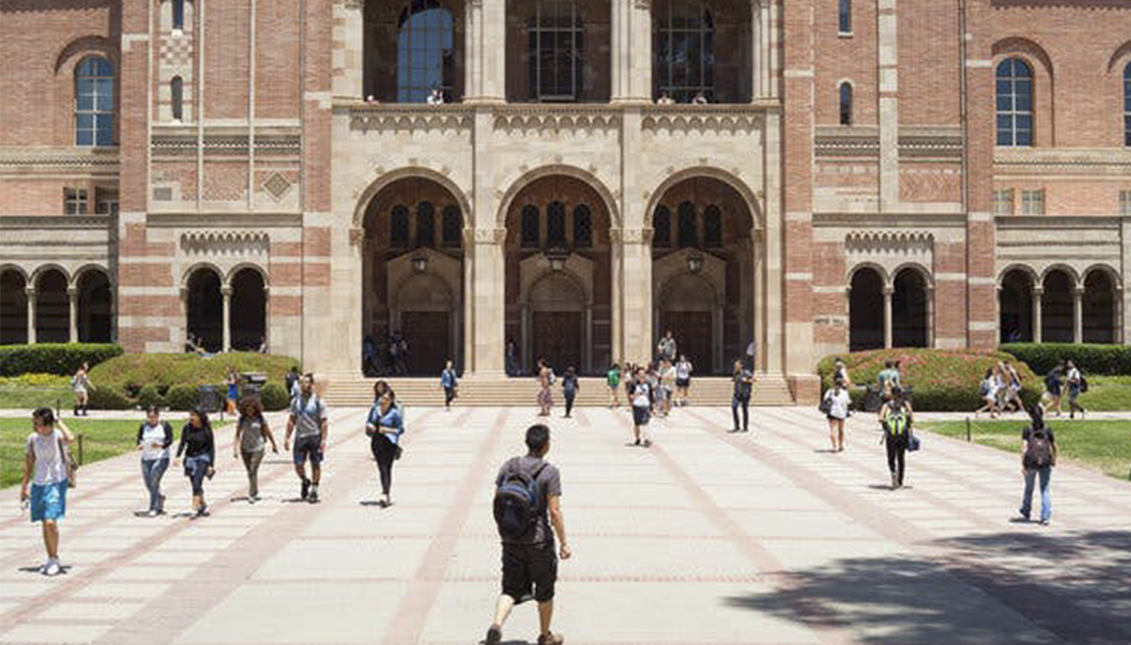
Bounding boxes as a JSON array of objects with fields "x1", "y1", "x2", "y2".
[
  {"x1": 975, "y1": 368, "x2": 1000, "y2": 419},
  {"x1": 1065, "y1": 360, "x2": 1086, "y2": 420},
  {"x1": 822, "y1": 378, "x2": 852, "y2": 452},
  {"x1": 20, "y1": 408, "x2": 75, "y2": 577},
  {"x1": 136, "y1": 405, "x2": 174, "y2": 516},
  {"x1": 630, "y1": 368, "x2": 653, "y2": 448},
  {"x1": 675, "y1": 355, "x2": 694, "y2": 407}
]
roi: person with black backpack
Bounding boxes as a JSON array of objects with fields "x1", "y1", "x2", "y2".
[
  {"x1": 1018, "y1": 404, "x2": 1057, "y2": 525},
  {"x1": 486, "y1": 424, "x2": 570, "y2": 645}
]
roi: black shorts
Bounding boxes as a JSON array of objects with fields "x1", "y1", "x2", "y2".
[
  {"x1": 632, "y1": 405, "x2": 651, "y2": 427},
  {"x1": 502, "y1": 542, "x2": 557, "y2": 603},
  {"x1": 292, "y1": 434, "x2": 323, "y2": 466},
  {"x1": 676, "y1": 377, "x2": 690, "y2": 388}
]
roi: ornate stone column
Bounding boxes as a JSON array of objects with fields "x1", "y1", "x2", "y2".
[
  {"x1": 584, "y1": 304, "x2": 593, "y2": 373},
  {"x1": 883, "y1": 285, "x2": 894, "y2": 349},
  {"x1": 465, "y1": 0, "x2": 506, "y2": 102},
  {"x1": 612, "y1": 0, "x2": 652, "y2": 102},
  {"x1": 469, "y1": 228, "x2": 507, "y2": 375},
  {"x1": 1032, "y1": 285, "x2": 1043, "y2": 343},
  {"x1": 67, "y1": 287, "x2": 79, "y2": 343},
  {"x1": 616, "y1": 228, "x2": 653, "y2": 365},
  {"x1": 25, "y1": 288, "x2": 36, "y2": 344},
  {"x1": 1073, "y1": 286, "x2": 1084, "y2": 344},
  {"x1": 222, "y1": 285, "x2": 233, "y2": 352},
  {"x1": 925, "y1": 285, "x2": 935, "y2": 348}
]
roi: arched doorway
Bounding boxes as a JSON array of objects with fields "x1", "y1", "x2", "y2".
[
  {"x1": 999, "y1": 268, "x2": 1034, "y2": 343},
  {"x1": 186, "y1": 267, "x2": 223, "y2": 353},
  {"x1": 1083, "y1": 269, "x2": 1117, "y2": 344},
  {"x1": 76, "y1": 269, "x2": 112, "y2": 343},
  {"x1": 892, "y1": 268, "x2": 929, "y2": 348},
  {"x1": 505, "y1": 174, "x2": 612, "y2": 375},
  {"x1": 1041, "y1": 269, "x2": 1074, "y2": 343},
  {"x1": 230, "y1": 268, "x2": 267, "y2": 351},
  {"x1": 650, "y1": 176, "x2": 756, "y2": 374},
  {"x1": 849, "y1": 267, "x2": 884, "y2": 351},
  {"x1": 0, "y1": 268, "x2": 28, "y2": 345},
  {"x1": 35, "y1": 269, "x2": 69, "y2": 343},
  {"x1": 362, "y1": 176, "x2": 464, "y2": 376}
]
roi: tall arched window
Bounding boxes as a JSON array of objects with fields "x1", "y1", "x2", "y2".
[
  {"x1": 656, "y1": 1, "x2": 714, "y2": 103},
  {"x1": 529, "y1": 1, "x2": 583, "y2": 102},
  {"x1": 546, "y1": 201, "x2": 568, "y2": 248},
  {"x1": 415, "y1": 201, "x2": 436, "y2": 247},
  {"x1": 441, "y1": 205, "x2": 462, "y2": 247},
  {"x1": 1124, "y1": 62, "x2": 1131, "y2": 147},
  {"x1": 996, "y1": 58, "x2": 1033, "y2": 147},
  {"x1": 397, "y1": 0, "x2": 455, "y2": 103},
  {"x1": 521, "y1": 205, "x2": 541, "y2": 248},
  {"x1": 838, "y1": 82, "x2": 852, "y2": 126},
  {"x1": 838, "y1": 0, "x2": 852, "y2": 34},
  {"x1": 390, "y1": 205, "x2": 410, "y2": 247},
  {"x1": 653, "y1": 205, "x2": 672, "y2": 248},
  {"x1": 171, "y1": 76, "x2": 184, "y2": 122},
  {"x1": 173, "y1": 0, "x2": 185, "y2": 30},
  {"x1": 677, "y1": 201, "x2": 698, "y2": 248},
  {"x1": 703, "y1": 205, "x2": 722, "y2": 247},
  {"x1": 75, "y1": 57, "x2": 115, "y2": 147},
  {"x1": 572, "y1": 205, "x2": 592, "y2": 248}
]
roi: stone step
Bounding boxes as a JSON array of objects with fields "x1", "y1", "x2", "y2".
[{"x1": 321, "y1": 376, "x2": 796, "y2": 407}]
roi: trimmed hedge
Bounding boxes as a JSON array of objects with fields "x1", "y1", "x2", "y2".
[
  {"x1": 261, "y1": 383, "x2": 290, "y2": 412},
  {"x1": 85, "y1": 352, "x2": 299, "y2": 411},
  {"x1": 136, "y1": 385, "x2": 167, "y2": 409},
  {"x1": 818, "y1": 348, "x2": 1041, "y2": 412},
  {"x1": 999, "y1": 343, "x2": 1131, "y2": 376},
  {"x1": 0, "y1": 344, "x2": 123, "y2": 377},
  {"x1": 86, "y1": 385, "x2": 133, "y2": 410}
]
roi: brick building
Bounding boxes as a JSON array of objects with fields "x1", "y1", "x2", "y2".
[{"x1": 1, "y1": 0, "x2": 1129, "y2": 400}]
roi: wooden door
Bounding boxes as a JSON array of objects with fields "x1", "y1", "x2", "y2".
[
  {"x1": 401, "y1": 311, "x2": 450, "y2": 375},
  {"x1": 661, "y1": 311, "x2": 712, "y2": 373},
  {"x1": 531, "y1": 311, "x2": 582, "y2": 374}
]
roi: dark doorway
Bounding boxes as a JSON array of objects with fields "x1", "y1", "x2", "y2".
[{"x1": 849, "y1": 268, "x2": 884, "y2": 351}]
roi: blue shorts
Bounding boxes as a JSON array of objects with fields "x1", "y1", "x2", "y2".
[
  {"x1": 30, "y1": 481, "x2": 67, "y2": 522},
  {"x1": 293, "y1": 434, "x2": 323, "y2": 466}
]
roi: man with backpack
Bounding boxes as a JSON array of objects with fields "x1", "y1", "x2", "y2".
[
  {"x1": 486, "y1": 424, "x2": 570, "y2": 645},
  {"x1": 1018, "y1": 405, "x2": 1057, "y2": 525}
]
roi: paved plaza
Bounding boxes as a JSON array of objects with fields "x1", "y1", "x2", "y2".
[{"x1": 2, "y1": 406, "x2": 1130, "y2": 645}]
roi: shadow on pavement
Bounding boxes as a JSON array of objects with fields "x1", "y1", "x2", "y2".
[{"x1": 724, "y1": 529, "x2": 1131, "y2": 645}]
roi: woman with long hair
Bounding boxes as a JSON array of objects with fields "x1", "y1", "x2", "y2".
[
  {"x1": 136, "y1": 405, "x2": 174, "y2": 516},
  {"x1": 234, "y1": 397, "x2": 278, "y2": 503},
  {"x1": 366, "y1": 385, "x2": 404, "y2": 507},
  {"x1": 175, "y1": 407, "x2": 215, "y2": 517}
]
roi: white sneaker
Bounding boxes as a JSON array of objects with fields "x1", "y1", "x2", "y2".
[
  {"x1": 44, "y1": 560, "x2": 61, "y2": 576},
  {"x1": 146, "y1": 509, "x2": 159, "y2": 518}
]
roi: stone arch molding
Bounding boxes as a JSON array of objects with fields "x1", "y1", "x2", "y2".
[
  {"x1": 495, "y1": 163, "x2": 622, "y2": 231},
  {"x1": 180, "y1": 231, "x2": 269, "y2": 256},
  {"x1": 352, "y1": 166, "x2": 473, "y2": 231},
  {"x1": 643, "y1": 165, "x2": 764, "y2": 231},
  {"x1": 844, "y1": 231, "x2": 934, "y2": 287}
]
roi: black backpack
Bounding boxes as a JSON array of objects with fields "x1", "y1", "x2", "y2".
[
  {"x1": 1025, "y1": 428, "x2": 1053, "y2": 469},
  {"x1": 493, "y1": 461, "x2": 547, "y2": 541}
]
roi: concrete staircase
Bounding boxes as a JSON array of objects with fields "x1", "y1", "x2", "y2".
[{"x1": 321, "y1": 375, "x2": 796, "y2": 408}]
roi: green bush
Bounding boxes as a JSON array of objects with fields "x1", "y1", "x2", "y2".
[
  {"x1": 166, "y1": 385, "x2": 201, "y2": 412},
  {"x1": 87, "y1": 386, "x2": 133, "y2": 410},
  {"x1": 817, "y1": 348, "x2": 1041, "y2": 412},
  {"x1": 0, "y1": 373, "x2": 70, "y2": 387},
  {"x1": 260, "y1": 383, "x2": 290, "y2": 411},
  {"x1": 136, "y1": 384, "x2": 167, "y2": 409},
  {"x1": 1000, "y1": 343, "x2": 1131, "y2": 376},
  {"x1": 87, "y1": 353, "x2": 299, "y2": 399},
  {"x1": 0, "y1": 344, "x2": 123, "y2": 377}
]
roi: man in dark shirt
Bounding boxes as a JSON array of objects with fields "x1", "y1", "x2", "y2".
[{"x1": 486, "y1": 424, "x2": 570, "y2": 645}]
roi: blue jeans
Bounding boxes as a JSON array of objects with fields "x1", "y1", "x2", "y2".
[
  {"x1": 141, "y1": 458, "x2": 169, "y2": 512},
  {"x1": 184, "y1": 456, "x2": 211, "y2": 496},
  {"x1": 731, "y1": 395, "x2": 750, "y2": 430},
  {"x1": 1020, "y1": 467, "x2": 1052, "y2": 522}
]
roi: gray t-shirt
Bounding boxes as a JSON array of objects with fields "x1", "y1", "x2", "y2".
[
  {"x1": 239, "y1": 416, "x2": 267, "y2": 453},
  {"x1": 26, "y1": 430, "x2": 66, "y2": 486},
  {"x1": 496, "y1": 455, "x2": 561, "y2": 545},
  {"x1": 290, "y1": 393, "x2": 326, "y2": 439}
]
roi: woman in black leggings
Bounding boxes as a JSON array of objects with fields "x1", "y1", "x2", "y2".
[
  {"x1": 366, "y1": 388, "x2": 404, "y2": 508},
  {"x1": 880, "y1": 387, "x2": 914, "y2": 490}
]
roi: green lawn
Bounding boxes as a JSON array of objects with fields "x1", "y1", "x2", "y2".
[
  {"x1": 1074, "y1": 375, "x2": 1131, "y2": 412},
  {"x1": 0, "y1": 418, "x2": 230, "y2": 488},
  {"x1": 920, "y1": 419, "x2": 1131, "y2": 481},
  {"x1": 0, "y1": 384, "x2": 75, "y2": 410}
]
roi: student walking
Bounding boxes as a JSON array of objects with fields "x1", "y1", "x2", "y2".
[
  {"x1": 976, "y1": 368, "x2": 1000, "y2": 418},
  {"x1": 1043, "y1": 362, "x2": 1065, "y2": 417},
  {"x1": 657, "y1": 330, "x2": 677, "y2": 364},
  {"x1": 225, "y1": 367, "x2": 239, "y2": 415},
  {"x1": 606, "y1": 363, "x2": 621, "y2": 409},
  {"x1": 880, "y1": 387, "x2": 914, "y2": 490},
  {"x1": 71, "y1": 363, "x2": 94, "y2": 417},
  {"x1": 675, "y1": 355, "x2": 693, "y2": 407},
  {"x1": 1003, "y1": 360, "x2": 1024, "y2": 413},
  {"x1": 561, "y1": 367, "x2": 579, "y2": 418},
  {"x1": 20, "y1": 408, "x2": 75, "y2": 576},
  {"x1": 136, "y1": 405, "x2": 174, "y2": 516},
  {"x1": 285, "y1": 374, "x2": 329, "y2": 503},
  {"x1": 175, "y1": 408, "x2": 216, "y2": 517},
  {"x1": 441, "y1": 360, "x2": 458, "y2": 411},
  {"x1": 1018, "y1": 405, "x2": 1057, "y2": 525},
  {"x1": 285, "y1": 366, "x2": 302, "y2": 401},
  {"x1": 659, "y1": 359, "x2": 676, "y2": 417},
  {"x1": 730, "y1": 360, "x2": 753, "y2": 433},
  {"x1": 366, "y1": 387, "x2": 404, "y2": 507},
  {"x1": 233, "y1": 397, "x2": 278, "y2": 503},
  {"x1": 630, "y1": 368, "x2": 653, "y2": 447},
  {"x1": 1065, "y1": 360, "x2": 1086, "y2": 419},
  {"x1": 822, "y1": 379, "x2": 851, "y2": 452},
  {"x1": 877, "y1": 361, "x2": 900, "y2": 402},
  {"x1": 536, "y1": 360, "x2": 554, "y2": 417},
  {"x1": 485, "y1": 424, "x2": 570, "y2": 645}
]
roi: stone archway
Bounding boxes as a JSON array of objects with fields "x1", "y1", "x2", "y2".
[
  {"x1": 655, "y1": 267, "x2": 722, "y2": 373},
  {"x1": 1041, "y1": 269, "x2": 1075, "y2": 343},
  {"x1": 34, "y1": 268, "x2": 70, "y2": 343},
  {"x1": 892, "y1": 267, "x2": 929, "y2": 348},
  {"x1": 849, "y1": 267, "x2": 884, "y2": 351},
  {"x1": 525, "y1": 270, "x2": 588, "y2": 375},
  {"x1": 0, "y1": 268, "x2": 28, "y2": 345},
  {"x1": 230, "y1": 267, "x2": 267, "y2": 351},
  {"x1": 76, "y1": 268, "x2": 113, "y2": 343},
  {"x1": 1083, "y1": 269, "x2": 1118, "y2": 344},
  {"x1": 999, "y1": 267, "x2": 1035, "y2": 343},
  {"x1": 186, "y1": 267, "x2": 223, "y2": 353}
]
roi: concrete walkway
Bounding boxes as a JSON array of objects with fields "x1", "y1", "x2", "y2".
[{"x1": 1, "y1": 406, "x2": 1129, "y2": 645}]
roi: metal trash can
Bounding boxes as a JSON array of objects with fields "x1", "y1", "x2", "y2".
[
  {"x1": 242, "y1": 372, "x2": 267, "y2": 402},
  {"x1": 198, "y1": 385, "x2": 223, "y2": 414}
]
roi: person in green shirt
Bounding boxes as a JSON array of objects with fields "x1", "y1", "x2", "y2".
[{"x1": 607, "y1": 363, "x2": 621, "y2": 409}]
